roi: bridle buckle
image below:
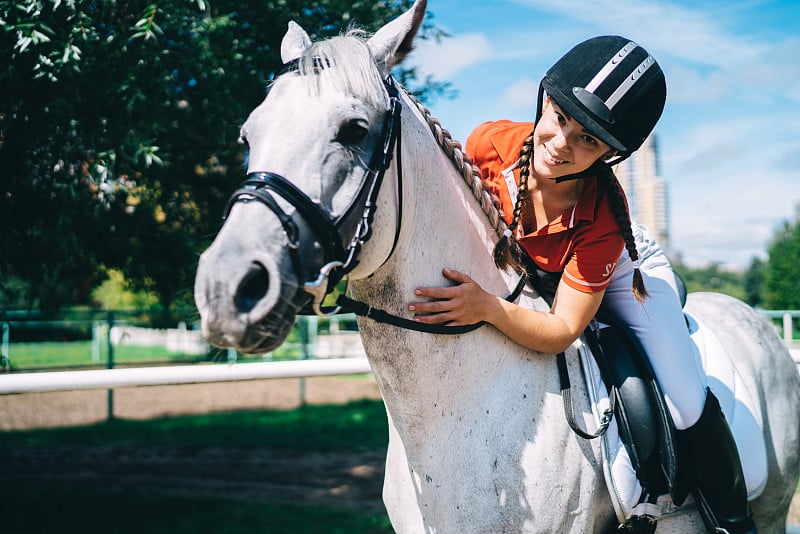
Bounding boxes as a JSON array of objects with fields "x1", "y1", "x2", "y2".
[{"x1": 303, "y1": 261, "x2": 347, "y2": 316}]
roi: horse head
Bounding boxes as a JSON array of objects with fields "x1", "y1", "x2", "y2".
[{"x1": 194, "y1": 1, "x2": 427, "y2": 353}]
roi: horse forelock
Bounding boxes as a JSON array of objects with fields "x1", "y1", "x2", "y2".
[{"x1": 288, "y1": 32, "x2": 389, "y2": 110}]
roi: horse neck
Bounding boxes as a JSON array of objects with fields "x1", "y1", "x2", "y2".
[
  {"x1": 355, "y1": 92, "x2": 513, "y2": 314},
  {"x1": 350, "y1": 93, "x2": 550, "y2": 411}
]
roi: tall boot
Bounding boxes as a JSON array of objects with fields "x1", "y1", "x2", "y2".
[{"x1": 677, "y1": 389, "x2": 757, "y2": 534}]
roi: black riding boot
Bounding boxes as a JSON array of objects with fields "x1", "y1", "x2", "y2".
[{"x1": 677, "y1": 389, "x2": 757, "y2": 534}]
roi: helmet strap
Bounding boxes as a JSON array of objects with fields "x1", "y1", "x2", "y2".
[
  {"x1": 554, "y1": 159, "x2": 610, "y2": 183},
  {"x1": 534, "y1": 82, "x2": 545, "y2": 125}
]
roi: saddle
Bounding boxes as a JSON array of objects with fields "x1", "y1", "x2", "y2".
[
  {"x1": 583, "y1": 310, "x2": 688, "y2": 519},
  {"x1": 533, "y1": 269, "x2": 768, "y2": 529}
]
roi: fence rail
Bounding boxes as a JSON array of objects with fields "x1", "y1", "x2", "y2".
[
  {"x1": 1, "y1": 309, "x2": 798, "y2": 398},
  {"x1": 757, "y1": 310, "x2": 800, "y2": 346},
  {"x1": 0, "y1": 357, "x2": 371, "y2": 394}
]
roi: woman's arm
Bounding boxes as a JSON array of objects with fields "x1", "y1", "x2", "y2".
[{"x1": 409, "y1": 268, "x2": 604, "y2": 354}]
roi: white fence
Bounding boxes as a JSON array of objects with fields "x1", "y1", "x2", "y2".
[
  {"x1": 0, "y1": 357, "x2": 371, "y2": 394},
  {"x1": 110, "y1": 322, "x2": 210, "y2": 355},
  {"x1": 0, "y1": 310, "x2": 798, "y2": 396}
]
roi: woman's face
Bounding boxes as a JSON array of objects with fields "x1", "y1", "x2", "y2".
[{"x1": 532, "y1": 97, "x2": 610, "y2": 181}]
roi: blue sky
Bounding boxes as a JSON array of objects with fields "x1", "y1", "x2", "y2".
[{"x1": 405, "y1": 0, "x2": 800, "y2": 269}]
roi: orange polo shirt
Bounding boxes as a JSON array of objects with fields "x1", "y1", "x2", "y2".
[{"x1": 466, "y1": 120, "x2": 625, "y2": 293}]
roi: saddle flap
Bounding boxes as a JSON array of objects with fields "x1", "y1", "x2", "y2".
[{"x1": 590, "y1": 325, "x2": 679, "y2": 494}]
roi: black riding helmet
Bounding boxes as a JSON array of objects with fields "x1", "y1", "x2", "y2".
[{"x1": 536, "y1": 36, "x2": 666, "y2": 176}]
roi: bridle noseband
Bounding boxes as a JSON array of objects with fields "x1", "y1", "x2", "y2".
[{"x1": 226, "y1": 61, "x2": 403, "y2": 316}]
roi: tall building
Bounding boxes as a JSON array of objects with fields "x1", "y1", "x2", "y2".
[{"x1": 613, "y1": 133, "x2": 670, "y2": 251}]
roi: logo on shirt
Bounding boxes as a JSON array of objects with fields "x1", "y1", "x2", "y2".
[{"x1": 602, "y1": 262, "x2": 617, "y2": 278}]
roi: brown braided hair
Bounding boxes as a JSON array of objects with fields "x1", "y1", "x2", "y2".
[
  {"x1": 492, "y1": 132, "x2": 649, "y2": 302},
  {"x1": 601, "y1": 166, "x2": 649, "y2": 302},
  {"x1": 493, "y1": 130, "x2": 535, "y2": 273}
]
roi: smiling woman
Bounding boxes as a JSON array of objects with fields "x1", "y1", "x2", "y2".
[{"x1": 415, "y1": 1, "x2": 800, "y2": 269}]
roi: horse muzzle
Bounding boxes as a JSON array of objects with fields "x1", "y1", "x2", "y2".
[{"x1": 194, "y1": 237, "x2": 305, "y2": 354}]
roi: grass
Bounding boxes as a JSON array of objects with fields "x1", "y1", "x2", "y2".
[
  {"x1": 0, "y1": 487, "x2": 394, "y2": 534},
  {"x1": 0, "y1": 399, "x2": 389, "y2": 450},
  {"x1": 0, "y1": 400, "x2": 392, "y2": 532},
  {"x1": 2, "y1": 339, "x2": 306, "y2": 371},
  {"x1": 4, "y1": 340, "x2": 204, "y2": 369},
  {"x1": 2, "y1": 314, "x2": 355, "y2": 372}
]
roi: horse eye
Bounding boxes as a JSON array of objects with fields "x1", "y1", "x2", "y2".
[{"x1": 335, "y1": 119, "x2": 369, "y2": 145}]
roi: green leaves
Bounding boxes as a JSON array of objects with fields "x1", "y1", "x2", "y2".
[
  {"x1": 765, "y1": 221, "x2": 800, "y2": 309},
  {"x1": 135, "y1": 143, "x2": 164, "y2": 168},
  {"x1": 1, "y1": 0, "x2": 91, "y2": 81},
  {"x1": 131, "y1": 4, "x2": 163, "y2": 41},
  {"x1": 1, "y1": 0, "x2": 447, "y2": 310}
]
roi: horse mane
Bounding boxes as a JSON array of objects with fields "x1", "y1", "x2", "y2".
[
  {"x1": 287, "y1": 30, "x2": 510, "y2": 242},
  {"x1": 292, "y1": 31, "x2": 390, "y2": 110},
  {"x1": 400, "y1": 87, "x2": 509, "y2": 240}
]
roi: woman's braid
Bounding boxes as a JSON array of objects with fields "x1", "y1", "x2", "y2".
[
  {"x1": 603, "y1": 169, "x2": 649, "y2": 302},
  {"x1": 493, "y1": 130, "x2": 535, "y2": 272}
]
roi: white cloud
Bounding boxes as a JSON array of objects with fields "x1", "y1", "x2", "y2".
[
  {"x1": 665, "y1": 66, "x2": 731, "y2": 103},
  {"x1": 664, "y1": 112, "x2": 797, "y2": 178},
  {"x1": 411, "y1": 33, "x2": 493, "y2": 79},
  {"x1": 509, "y1": 0, "x2": 763, "y2": 68},
  {"x1": 499, "y1": 77, "x2": 540, "y2": 109},
  {"x1": 657, "y1": 105, "x2": 799, "y2": 268},
  {"x1": 735, "y1": 37, "x2": 800, "y2": 99}
]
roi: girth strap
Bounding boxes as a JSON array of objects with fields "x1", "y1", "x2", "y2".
[{"x1": 523, "y1": 261, "x2": 616, "y2": 440}]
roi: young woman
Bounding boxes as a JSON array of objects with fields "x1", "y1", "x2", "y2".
[{"x1": 408, "y1": 36, "x2": 756, "y2": 534}]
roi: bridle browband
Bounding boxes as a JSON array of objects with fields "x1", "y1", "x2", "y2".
[{"x1": 225, "y1": 58, "x2": 526, "y2": 334}]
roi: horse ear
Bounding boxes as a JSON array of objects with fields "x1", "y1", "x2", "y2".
[
  {"x1": 368, "y1": 0, "x2": 427, "y2": 77},
  {"x1": 281, "y1": 21, "x2": 311, "y2": 63}
]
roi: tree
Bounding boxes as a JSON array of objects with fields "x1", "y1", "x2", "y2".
[
  {"x1": 743, "y1": 256, "x2": 765, "y2": 308},
  {"x1": 0, "y1": 0, "x2": 447, "y2": 310},
  {"x1": 764, "y1": 220, "x2": 800, "y2": 309},
  {"x1": 672, "y1": 263, "x2": 745, "y2": 301}
]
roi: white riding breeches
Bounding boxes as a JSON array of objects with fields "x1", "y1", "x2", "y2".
[{"x1": 601, "y1": 224, "x2": 707, "y2": 430}]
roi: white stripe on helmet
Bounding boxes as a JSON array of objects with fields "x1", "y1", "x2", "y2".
[{"x1": 582, "y1": 41, "x2": 655, "y2": 111}]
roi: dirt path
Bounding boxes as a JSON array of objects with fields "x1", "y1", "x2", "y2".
[
  {"x1": 0, "y1": 375, "x2": 382, "y2": 430},
  {"x1": 2, "y1": 443, "x2": 387, "y2": 512}
]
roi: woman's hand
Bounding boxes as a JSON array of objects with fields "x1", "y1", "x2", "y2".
[{"x1": 409, "y1": 268, "x2": 496, "y2": 326}]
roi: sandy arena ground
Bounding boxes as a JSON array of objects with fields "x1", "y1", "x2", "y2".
[{"x1": 0, "y1": 375, "x2": 382, "y2": 430}]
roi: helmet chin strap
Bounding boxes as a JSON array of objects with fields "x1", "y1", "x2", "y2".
[
  {"x1": 554, "y1": 159, "x2": 610, "y2": 183},
  {"x1": 552, "y1": 150, "x2": 633, "y2": 183}
]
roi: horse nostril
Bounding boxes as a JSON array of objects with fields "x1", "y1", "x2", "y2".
[{"x1": 234, "y1": 263, "x2": 270, "y2": 313}]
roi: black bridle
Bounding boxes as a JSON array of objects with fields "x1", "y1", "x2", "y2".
[
  {"x1": 225, "y1": 60, "x2": 526, "y2": 334},
  {"x1": 226, "y1": 63, "x2": 404, "y2": 316}
]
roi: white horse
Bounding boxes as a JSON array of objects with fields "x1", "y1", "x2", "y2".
[{"x1": 194, "y1": 1, "x2": 800, "y2": 531}]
